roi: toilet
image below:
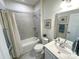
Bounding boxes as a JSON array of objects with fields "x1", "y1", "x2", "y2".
[{"x1": 34, "y1": 36, "x2": 48, "y2": 59}]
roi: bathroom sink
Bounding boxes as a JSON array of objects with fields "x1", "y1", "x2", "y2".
[
  {"x1": 54, "y1": 37, "x2": 73, "y2": 55},
  {"x1": 55, "y1": 43, "x2": 73, "y2": 55}
]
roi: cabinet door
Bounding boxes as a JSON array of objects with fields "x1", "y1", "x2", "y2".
[
  {"x1": 45, "y1": 48, "x2": 58, "y2": 59},
  {"x1": 45, "y1": 48, "x2": 53, "y2": 59},
  {"x1": 52, "y1": 54, "x2": 58, "y2": 59}
]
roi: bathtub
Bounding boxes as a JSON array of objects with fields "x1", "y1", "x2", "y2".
[{"x1": 21, "y1": 37, "x2": 40, "y2": 55}]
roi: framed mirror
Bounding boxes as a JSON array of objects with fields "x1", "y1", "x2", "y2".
[{"x1": 55, "y1": 9, "x2": 79, "y2": 42}]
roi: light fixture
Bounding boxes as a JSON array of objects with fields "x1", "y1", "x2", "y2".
[
  {"x1": 62, "y1": 0, "x2": 65, "y2": 1},
  {"x1": 66, "y1": 0, "x2": 71, "y2": 2},
  {"x1": 62, "y1": 0, "x2": 71, "y2": 2}
]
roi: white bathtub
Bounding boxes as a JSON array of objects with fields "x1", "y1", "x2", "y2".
[{"x1": 21, "y1": 37, "x2": 39, "y2": 55}]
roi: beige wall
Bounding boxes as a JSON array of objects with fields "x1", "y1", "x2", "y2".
[
  {"x1": 42, "y1": 0, "x2": 62, "y2": 41},
  {"x1": 14, "y1": 12, "x2": 34, "y2": 40}
]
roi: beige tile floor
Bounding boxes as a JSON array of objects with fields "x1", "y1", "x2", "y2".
[{"x1": 20, "y1": 50, "x2": 36, "y2": 59}]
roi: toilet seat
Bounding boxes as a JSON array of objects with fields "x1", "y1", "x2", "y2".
[{"x1": 34, "y1": 44, "x2": 43, "y2": 53}]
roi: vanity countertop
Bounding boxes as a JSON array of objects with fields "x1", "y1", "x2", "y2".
[{"x1": 44, "y1": 38, "x2": 79, "y2": 59}]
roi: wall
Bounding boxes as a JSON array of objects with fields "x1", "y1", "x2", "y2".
[
  {"x1": 34, "y1": 2, "x2": 40, "y2": 12},
  {"x1": 14, "y1": 12, "x2": 34, "y2": 40},
  {"x1": 42, "y1": 0, "x2": 62, "y2": 41},
  {"x1": 7, "y1": 1, "x2": 35, "y2": 40},
  {"x1": 0, "y1": 0, "x2": 5, "y2": 9},
  {"x1": 33, "y1": 2, "x2": 41, "y2": 38},
  {"x1": 42, "y1": 0, "x2": 79, "y2": 41}
]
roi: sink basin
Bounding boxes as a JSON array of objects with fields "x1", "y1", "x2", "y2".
[{"x1": 55, "y1": 43, "x2": 72, "y2": 55}]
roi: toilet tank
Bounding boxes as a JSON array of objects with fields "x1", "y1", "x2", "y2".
[{"x1": 42, "y1": 37, "x2": 48, "y2": 45}]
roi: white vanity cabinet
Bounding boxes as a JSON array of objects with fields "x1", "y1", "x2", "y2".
[
  {"x1": 44, "y1": 39, "x2": 79, "y2": 59},
  {"x1": 45, "y1": 48, "x2": 58, "y2": 59}
]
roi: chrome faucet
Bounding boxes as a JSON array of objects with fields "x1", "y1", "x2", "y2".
[
  {"x1": 55, "y1": 37, "x2": 67, "y2": 48},
  {"x1": 59, "y1": 39, "x2": 67, "y2": 48}
]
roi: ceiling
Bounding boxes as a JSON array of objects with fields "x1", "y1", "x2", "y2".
[{"x1": 5, "y1": 0, "x2": 40, "y2": 6}]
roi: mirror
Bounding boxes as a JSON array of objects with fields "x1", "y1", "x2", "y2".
[{"x1": 55, "y1": 9, "x2": 79, "y2": 42}]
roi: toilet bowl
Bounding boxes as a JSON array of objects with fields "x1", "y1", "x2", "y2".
[
  {"x1": 34, "y1": 37, "x2": 48, "y2": 59},
  {"x1": 34, "y1": 44, "x2": 43, "y2": 53},
  {"x1": 34, "y1": 37, "x2": 48, "y2": 52}
]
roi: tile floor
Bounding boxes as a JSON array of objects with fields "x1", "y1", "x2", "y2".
[
  {"x1": 20, "y1": 50, "x2": 36, "y2": 59},
  {"x1": 19, "y1": 50, "x2": 44, "y2": 59}
]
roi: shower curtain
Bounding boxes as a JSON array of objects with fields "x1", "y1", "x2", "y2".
[{"x1": 0, "y1": 10, "x2": 22, "y2": 58}]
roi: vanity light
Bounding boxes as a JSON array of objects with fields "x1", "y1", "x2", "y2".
[
  {"x1": 60, "y1": 0, "x2": 72, "y2": 9},
  {"x1": 62, "y1": 0, "x2": 65, "y2": 1},
  {"x1": 66, "y1": 0, "x2": 71, "y2": 2},
  {"x1": 62, "y1": 0, "x2": 71, "y2": 2}
]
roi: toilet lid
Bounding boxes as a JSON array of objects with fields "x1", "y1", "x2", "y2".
[{"x1": 34, "y1": 44, "x2": 43, "y2": 52}]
